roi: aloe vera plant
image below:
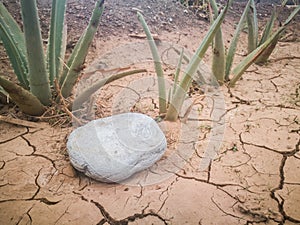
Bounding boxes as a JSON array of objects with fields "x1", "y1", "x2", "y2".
[
  {"x1": 208, "y1": 0, "x2": 253, "y2": 84},
  {"x1": 244, "y1": 0, "x2": 300, "y2": 65},
  {"x1": 208, "y1": 0, "x2": 299, "y2": 86},
  {"x1": 1, "y1": 0, "x2": 143, "y2": 117},
  {"x1": 138, "y1": 0, "x2": 231, "y2": 121},
  {"x1": 229, "y1": 4, "x2": 300, "y2": 86},
  {"x1": 253, "y1": 4, "x2": 300, "y2": 64}
]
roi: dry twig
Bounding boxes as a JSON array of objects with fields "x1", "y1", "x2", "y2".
[
  {"x1": 54, "y1": 80, "x2": 83, "y2": 126},
  {"x1": 0, "y1": 115, "x2": 43, "y2": 128}
]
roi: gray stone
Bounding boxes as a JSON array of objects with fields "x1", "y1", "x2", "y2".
[{"x1": 67, "y1": 113, "x2": 167, "y2": 183}]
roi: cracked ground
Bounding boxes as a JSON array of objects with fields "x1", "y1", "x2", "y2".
[{"x1": 1, "y1": 0, "x2": 300, "y2": 224}]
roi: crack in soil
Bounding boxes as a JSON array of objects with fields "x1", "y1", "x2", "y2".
[
  {"x1": 0, "y1": 130, "x2": 29, "y2": 144},
  {"x1": 237, "y1": 204, "x2": 269, "y2": 223},
  {"x1": 206, "y1": 159, "x2": 212, "y2": 183},
  {"x1": 175, "y1": 173, "x2": 246, "y2": 189},
  {"x1": 212, "y1": 189, "x2": 278, "y2": 224},
  {"x1": 247, "y1": 116, "x2": 295, "y2": 128},
  {"x1": 210, "y1": 196, "x2": 248, "y2": 223},
  {"x1": 21, "y1": 135, "x2": 57, "y2": 170},
  {"x1": 259, "y1": 102, "x2": 298, "y2": 110},
  {"x1": 227, "y1": 87, "x2": 252, "y2": 105},
  {"x1": 16, "y1": 205, "x2": 33, "y2": 225},
  {"x1": 29, "y1": 168, "x2": 42, "y2": 201},
  {"x1": 157, "y1": 178, "x2": 178, "y2": 213},
  {"x1": 216, "y1": 186, "x2": 245, "y2": 204},
  {"x1": 90, "y1": 199, "x2": 168, "y2": 225},
  {"x1": 239, "y1": 133, "x2": 297, "y2": 156},
  {"x1": 291, "y1": 116, "x2": 300, "y2": 134},
  {"x1": 0, "y1": 197, "x2": 60, "y2": 206},
  {"x1": 133, "y1": 184, "x2": 143, "y2": 200},
  {"x1": 270, "y1": 139, "x2": 300, "y2": 224},
  {"x1": 54, "y1": 203, "x2": 72, "y2": 225}
]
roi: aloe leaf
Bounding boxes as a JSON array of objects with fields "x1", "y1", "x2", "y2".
[
  {"x1": 282, "y1": 4, "x2": 300, "y2": 27},
  {"x1": 209, "y1": 0, "x2": 219, "y2": 20},
  {"x1": 229, "y1": 26, "x2": 285, "y2": 87},
  {"x1": 258, "y1": 7, "x2": 277, "y2": 46},
  {"x1": 20, "y1": 0, "x2": 51, "y2": 105},
  {"x1": 212, "y1": 28, "x2": 225, "y2": 83},
  {"x1": 210, "y1": 0, "x2": 225, "y2": 84},
  {"x1": 165, "y1": 0, "x2": 231, "y2": 121},
  {"x1": 172, "y1": 46, "x2": 207, "y2": 85},
  {"x1": 0, "y1": 76, "x2": 45, "y2": 116},
  {"x1": 0, "y1": 2, "x2": 29, "y2": 88},
  {"x1": 256, "y1": 5, "x2": 300, "y2": 64},
  {"x1": 59, "y1": 33, "x2": 83, "y2": 87},
  {"x1": 225, "y1": 0, "x2": 252, "y2": 80},
  {"x1": 247, "y1": 0, "x2": 258, "y2": 53},
  {"x1": 137, "y1": 12, "x2": 167, "y2": 114},
  {"x1": 58, "y1": 24, "x2": 67, "y2": 81},
  {"x1": 47, "y1": 0, "x2": 67, "y2": 84},
  {"x1": 73, "y1": 69, "x2": 147, "y2": 109},
  {"x1": 255, "y1": 33, "x2": 280, "y2": 64},
  {"x1": 208, "y1": 1, "x2": 215, "y2": 25},
  {"x1": 173, "y1": 48, "x2": 184, "y2": 95},
  {"x1": 60, "y1": 0, "x2": 105, "y2": 98}
]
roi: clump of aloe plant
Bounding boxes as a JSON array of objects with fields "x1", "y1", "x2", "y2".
[
  {"x1": 229, "y1": 1, "x2": 300, "y2": 86},
  {"x1": 208, "y1": 0, "x2": 300, "y2": 86},
  {"x1": 137, "y1": 0, "x2": 231, "y2": 121},
  {"x1": 0, "y1": 0, "x2": 104, "y2": 115},
  {"x1": 0, "y1": 0, "x2": 143, "y2": 116},
  {"x1": 247, "y1": 1, "x2": 300, "y2": 65}
]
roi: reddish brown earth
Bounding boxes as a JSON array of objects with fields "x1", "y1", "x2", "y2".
[{"x1": 0, "y1": 0, "x2": 300, "y2": 224}]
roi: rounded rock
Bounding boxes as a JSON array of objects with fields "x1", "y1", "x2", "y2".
[{"x1": 67, "y1": 113, "x2": 167, "y2": 183}]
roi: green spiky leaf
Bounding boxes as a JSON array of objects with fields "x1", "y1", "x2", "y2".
[
  {"x1": 0, "y1": 75, "x2": 45, "y2": 115},
  {"x1": 20, "y1": 0, "x2": 51, "y2": 105},
  {"x1": 173, "y1": 48, "x2": 184, "y2": 95},
  {"x1": 137, "y1": 11, "x2": 167, "y2": 114},
  {"x1": 210, "y1": 0, "x2": 225, "y2": 84},
  {"x1": 282, "y1": 4, "x2": 300, "y2": 27},
  {"x1": 0, "y1": 2, "x2": 29, "y2": 88},
  {"x1": 229, "y1": 27, "x2": 284, "y2": 86},
  {"x1": 47, "y1": 0, "x2": 67, "y2": 84},
  {"x1": 73, "y1": 69, "x2": 147, "y2": 108},
  {"x1": 225, "y1": 0, "x2": 252, "y2": 80},
  {"x1": 247, "y1": 0, "x2": 258, "y2": 53},
  {"x1": 258, "y1": 7, "x2": 277, "y2": 46},
  {"x1": 60, "y1": 0, "x2": 105, "y2": 98},
  {"x1": 256, "y1": 4, "x2": 300, "y2": 64}
]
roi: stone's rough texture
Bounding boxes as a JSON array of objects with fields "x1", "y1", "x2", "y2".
[{"x1": 67, "y1": 113, "x2": 167, "y2": 183}]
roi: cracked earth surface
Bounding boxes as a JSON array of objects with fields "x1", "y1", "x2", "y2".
[{"x1": 1, "y1": 1, "x2": 300, "y2": 224}]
